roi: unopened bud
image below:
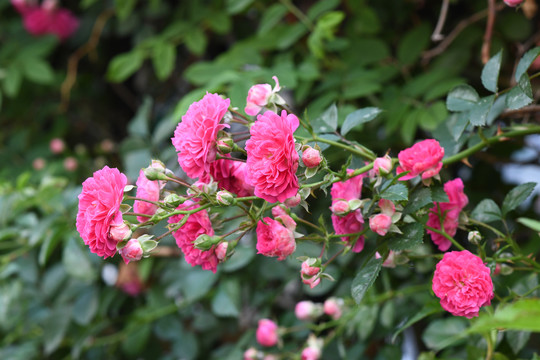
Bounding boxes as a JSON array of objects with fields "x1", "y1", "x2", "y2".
[
  {"x1": 468, "y1": 230, "x2": 482, "y2": 245},
  {"x1": 323, "y1": 297, "x2": 344, "y2": 320},
  {"x1": 331, "y1": 200, "x2": 350, "y2": 215},
  {"x1": 216, "y1": 242, "x2": 229, "y2": 261},
  {"x1": 119, "y1": 238, "x2": 143, "y2": 264},
  {"x1": 193, "y1": 234, "x2": 220, "y2": 251},
  {"x1": 144, "y1": 167, "x2": 168, "y2": 181},
  {"x1": 284, "y1": 193, "x2": 301, "y2": 208},
  {"x1": 216, "y1": 190, "x2": 235, "y2": 206},
  {"x1": 373, "y1": 155, "x2": 392, "y2": 175},
  {"x1": 302, "y1": 146, "x2": 322, "y2": 168},
  {"x1": 109, "y1": 222, "x2": 132, "y2": 242},
  {"x1": 163, "y1": 193, "x2": 186, "y2": 207},
  {"x1": 500, "y1": 264, "x2": 513, "y2": 275},
  {"x1": 217, "y1": 137, "x2": 235, "y2": 155}
]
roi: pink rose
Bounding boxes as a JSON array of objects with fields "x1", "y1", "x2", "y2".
[
  {"x1": 22, "y1": 6, "x2": 79, "y2": 40},
  {"x1": 301, "y1": 347, "x2": 321, "y2": 360},
  {"x1": 330, "y1": 169, "x2": 363, "y2": 202},
  {"x1": 33, "y1": 157, "x2": 46, "y2": 170},
  {"x1": 245, "y1": 76, "x2": 281, "y2": 116},
  {"x1": 119, "y1": 239, "x2": 143, "y2": 265},
  {"x1": 323, "y1": 297, "x2": 343, "y2": 320},
  {"x1": 50, "y1": 138, "x2": 65, "y2": 154},
  {"x1": 427, "y1": 178, "x2": 468, "y2": 251},
  {"x1": 48, "y1": 8, "x2": 79, "y2": 40},
  {"x1": 331, "y1": 212, "x2": 365, "y2": 253},
  {"x1": 168, "y1": 201, "x2": 220, "y2": 273},
  {"x1": 373, "y1": 155, "x2": 392, "y2": 175},
  {"x1": 432, "y1": 250, "x2": 494, "y2": 318},
  {"x1": 133, "y1": 169, "x2": 162, "y2": 223},
  {"x1": 396, "y1": 139, "x2": 444, "y2": 181},
  {"x1": 504, "y1": 0, "x2": 523, "y2": 6},
  {"x1": 172, "y1": 93, "x2": 230, "y2": 179},
  {"x1": 256, "y1": 217, "x2": 296, "y2": 261},
  {"x1": 369, "y1": 213, "x2": 392, "y2": 236},
  {"x1": 76, "y1": 166, "x2": 128, "y2": 258},
  {"x1": 302, "y1": 146, "x2": 322, "y2": 168},
  {"x1": 201, "y1": 158, "x2": 254, "y2": 197},
  {"x1": 256, "y1": 319, "x2": 279, "y2": 347},
  {"x1": 245, "y1": 110, "x2": 299, "y2": 203},
  {"x1": 301, "y1": 260, "x2": 321, "y2": 288}
]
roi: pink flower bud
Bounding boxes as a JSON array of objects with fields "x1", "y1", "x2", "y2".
[
  {"x1": 33, "y1": 157, "x2": 46, "y2": 170},
  {"x1": 119, "y1": 239, "x2": 143, "y2": 264},
  {"x1": 373, "y1": 155, "x2": 392, "y2": 175},
  {"x1": 276, "y1": 214, "x2": 296, "y2": 232},
  {"x1": 302, "y1": 147, "x2": 322, "y2": 168},
  {"x1": 323, "y1": 297, "x2": 343, "y2": 320},
  {"x1": 295, "y1": 301, "x2": 322, "y2": 321},
  {"x1": 216, "y1": 242, "x2": 228, "y2": 261},
  {"x1": 284, "y1": 193, "x2": 301, "y2": 208},
  {"x1": 216, "y1": 190, "x2": 235, "y2": 205},
  {"x1": 301, "y1": 260, "x2": 321, "y2": 289},
  {"x1": 369, "y1": 214, "x2": 392, "y2": 236},
  {"x1": 256, "y1": 319, "x2": 279, "y2": 347},
  {"x1": 50, "y1": 138, "x2": 65, "y2": 154},
  {"x1": 378, "y1": 199, "x2": 395, "y2": 217},
  {"x1": 331, "y1": 200, "x2": 350, "y2": 215},
  {"x1": 272, "y1": 205, "x2": 288, "y2": 218},
  {"x1": 376, "y1": 250, "x2": 397, "y2": 268},
  {"x1": 63, "y1": 156, "x2": 78, "y2": 172},
  {"x1": 504, "y1": 0, "x2": 523, "y2": 6},
  {"x1": 109, "y1": 221, "x2": 132, "y2": 243},
  {"x1": 301, "y1": 347, "x2": 321, "y2": 360},
  {"x1": 245, "y1": 76, "x2": 281, "y2": 116},
  {"x1": 243, "y1": 348, "x2": 258, "y2": 360}
]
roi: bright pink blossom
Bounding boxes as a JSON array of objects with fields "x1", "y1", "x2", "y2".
[
  {"x1": 373, "y1": 155, "x2": 392, "y2": 175},
  {"x1": 432, "y1": 250, "x2": 494, "y2": 318},
  {"x1": 133, "y1": 169, "x2": 162, "y2": 223},
  {"x1": 427, "y1": 178, "x2": 469, "y2": 251},
  {"x1": 201, "y1": 157, "x2": 254, "y2": 197},
  {"x1": 245, "y1": 110, "x2": 299, "y2": 203},
  {"x1": 302, "y1": 146, "x2": 322, "y2": 168},
  {"x1": 21, "y1": 5, "x2": 79, "y2": 40},
  {"x1": 396, "y1": 139, "x2": 444, "y2": 181},
  {"x1": 301, "y1": 347, "x2": 321, "y2": 360},
  {"x1": 172, "y1": 93, "x2": 230, "y2": 179},
  {"x1": 330, "y1": 169, "x2": 363, "y2": 202},
  {"x1": 119, "y1": 239, "x2": 143, "y2": 265},
  {"x1": 256, "y1": 217, "x2": 296, "y2": 260},
  {"x1": 301, "y1": 260, "x2": 321, "y2": 288},
  {"x1": 369, "y1": 213, "x2": 392, "y2": 236},
  {"x1": 256, "y1": 319, "x2": 279, "y2": 347},
  {"x1": 245, "y1": 76, "x2": 281, "y2": 116},
  {"x1": 331, "y1": 212, "x2": 365, "y2": 252},
  {"x1": 503, "y1": 0, "x2": 523, "y2": 6},
  {"x1": 169, "y1": 201, "x2": 219, "y2": 273},
  {"x1": 76, "y1": 166, "x2": 127, "y2": 258}
]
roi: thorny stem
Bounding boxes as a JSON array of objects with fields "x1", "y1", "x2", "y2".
[
  {"x1": 425, "y1": 224, "x2": 466, "y2": 251},
  {"x1": 481, "y1": 0, "x2": 497, "y2": 64},
  {"x1": 323, "y1": 248, "x2": 345, "y2": 267}
]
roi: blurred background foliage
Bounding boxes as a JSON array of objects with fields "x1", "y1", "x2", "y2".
[{"x1": 2, "y1": 0, "x2": 540, "y2": 358}]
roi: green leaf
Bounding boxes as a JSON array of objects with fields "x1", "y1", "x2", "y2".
[
  {"x1": 515, "y1": 46, "x2": 540, "y2": 82},
  {"x1": 151, "y1": 42, "x2": 176, "y2": 81},
  {"x1": 506, "y1": 74, "x2": 533, "y2": 110},
  {"x1": 388, "y1": 222, "x2": 424, "y2": 251},
  {"x1": 115, "y1": 0, "x2": 137, "y2": 20},
  {"x1": 183, "y1": 268, "x2": 217, "y2": 302},
  {"x1": 22, "y1": 58, "x2": 55, "y2": 84},
  {"x1": 43, "y1": 306, "x2": 71, "y2": 355},
  {"x1": 468, "y1": 95, "x2": 494, "y2": 127},
  {"x1": 128, "y1": 97, "x2": 152, "y2": 137},
  {"x1": 422, "y1": 317, "x2": 468, "y2": 351},
  {"x1": 481, "y1": 50, "x2": 502, "y2": 92},
  {"x1": 392, "y1": 301, "x2": 443, "y2": 342},
  {"x1": 3, "y1": 66, "x2": 22, "y2": 97},
  {"x1": 341, "y1": 107, "x2": 382, "y2": 135},
  {"x1": 471, "y1": 199, "x2": 502, "y2": 223},
  {"x1": 403, "y1": 187, "x2": 432, "y2": 215},
  {"x1": 122, "y1": 323, "x2": 151, "y2": 356},
  {"x1": 351, "y1": 256, "x2": 382, "y2": 304},
  {"x1": 468, "y1": 299, "x2": 540, "y2": 333},
  {"x1": 258, "y1": 4, "x2": 287, "y2": 35},
  {"x1": 226, "y1": 0, "x2": 254, "y2": 14},
  {"x1": 380, "y1": 183, "x2": 408, "y2": 201},
  {"x1": 446, "y1": 84, "x2": 479, "y2": 112},
  {"x1": 431, "y1": 186, "x2": 449, "y2": 203},
  {"x1": 397, "y1": 23, "x2": 431, "y2": 65},
  {"x1": 312, "y1": 103, "x2": 338, "y2": 133},
  {"x1": 211, "y1": 280, "x2": 240, "y2": 317},
  {"x1": 185, "y1": 28, "x2": 207, "y2": 56},
  {"x1": 107, "y1": 50, "x2": 145, "y2": 83},
  {"x1": 506, "y1": 331, "x2": 531, "y2": 355},
  {"x1": 517, "y1": 217, "x2": 540, "y2": 232},
  {"x1": 502, "y1": 182, "x2": 536, "y2": 216},
  {"x1": 72, "y1": 286, "x2": 99, "y2": 325},
  {"x1": 62, "y1": 237, "x2": 95, "y2": 281}
]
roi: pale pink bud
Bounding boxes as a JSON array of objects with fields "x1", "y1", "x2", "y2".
[
  {"x1": 276, "y1": 214, "x2": 296, "y2": 232},
  {"x1": 295, "y1": 301, "x2": 322, "y2": 321},
  {"x1": 216, "y1": 242, "x2": 228, "y2": 261},
  {"x1": 302, "y1": 147, "x2": 322, "y2": 168},
  {"x1": 245, "y1": 84, "x2": 272, "y2": 116},
  {"x1": 301, "y1": 260, "x2": 321, "y2": 289},
  {"x1": 504, "y1": 0, "x2": 523, "y2": 6},
  {"x1": 301, "y1": 347, "x2": 321, "y2": 360},
  {"x1": 272, "y1": 205, "x2": 288, "y2": 218},
  {"x1": 331, "y1": 200, "x2": 350, "y2": 215},
  {"x1": 33, "y1": 157, "x2": 46, "y2": 170},
  {"x1": 50, "y1": 138, "x2": 65, "y2": 154},
  {"x1": 243, "y1": 348, "x2": 258, "y2": 360},
  {"x1": 373, "y1": 155, "x2": 392, "y2": 175},
  {"x1": 109, "y1": 222, "x2": 132, "y2": 243},
  {"x1": 284, "y1": 193, "x2": 301, "y2": 208},
  {"x1": 216, "y1": 190, "x2": 235, "y2": 205},
  {"x1": 119, "y1": 238, "x2": 143, "y2": 264},
  {"x1": 323, "y1": 297, "x2": 343, "y2": 320},
  {"x1": 256, "y1": 319, "x2": 279, "y2": 347},
  {"x1": 63, "y1": 156, "x2": 78, "y2": 171},
  {"x1": 369, "y1": 214, "x2": 392, "y2": 236},
  {"x1": 376, "y1": 251, "x2": 397, "y2": 268},
  {"x1": 378, "y1": 199, "x2": 395, "y2": 217}
]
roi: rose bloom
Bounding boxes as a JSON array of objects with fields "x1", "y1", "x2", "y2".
[
  {"x1": 168, "y1": 201, "x2": 220, "y2": 273},
  {"x1": 432, "y1": 250, "x2": 494, "y2": 318},
  {"x1": 119, "y1": 239, "x2": 143, "y2": 265},
  {"x1": 245, "y1": 110, "x2": 299, "y2": 203},
  {"x1": 427, "y1": 178, "x2": 469, "y2": 251},
  {"x1": 301, "y1": 260, "x2": 321, "y2": 288},
  {"x1": 330, "y1": 169, "x2": 363, "y2": 202},
  {"x1": 201, "y1": 157, "x2": 254, "y2": 197},
  {"x1": 172, "y1": 93, "x2": 230, "y2": 179},
  {"x1": 396, "y1": 139, "x2": 444, "y2": 181},
  {"x1": 331, "y1": 212, "x2": 365, "y2": 253},
  {"x1": 243, "y1": 348, "x2": 258, "y2": 360},
  {"x1": 301, "y1": 347, "x2": 321, "y2": 360},
  {"x1": 369, "y1": 213, "x2": 392, "y2": 236},
  {"x1": 76, "y1": 166, "x2": 127, "y2": 258},
  {"x1": 504, "y1": 0, "x2": 523, "y2": 6},
  {"x1": 256, "y1": 319, "x2": 279, "y2": 347},
  {"x1": 245, "y1": 76, "x2": 280, "y2": 116},
  {"x1": 22, "y1": 6, "x2": 79, "y2": 40},
  {"x1": 256, "y1": 217, "x2": 296, "y2": 260},
  {"x1": 133, "y1": 169, "x2": 162, "y2": 223}
]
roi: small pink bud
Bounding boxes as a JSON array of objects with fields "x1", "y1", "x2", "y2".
[
  {"x1": 503, "y1": 0, "x2": 523, "y2": 6},
  {"x1": 295, "y1": 301, "x2": 322, "y2": 321},
  {"x1": 373, "y1": 155, "x2": 392, "y2": 175},
  {"x1": 119, "y1": 239, "x2": 143, "y2": 265},
  {"x1": 109, "y1": 222, "x2": 132, "y2": 243},
  {"x1": 216, "y1": 190, "x2": 235, "y2": 205},
  {"x1": 33, "y1": 157, "x2": 46, "y2": 170},
  {"x1": 376, "y1": 251, "x2": 397, "y2": 268},
  {"x1": 216, "y1": 139, "x2": 234, "y2": 154},
  {"x1": 284, "y1": 193, "x2": 301, "y2": 208},
  {"x1": 302, "y1": 147, "x2": 322, "y2": 168},
  {"x1": 256, "y1": 319, "x2": 279, "y2": 347},
  {"x1": 216, "y1": 242, "x2": 228, "y2": 261},
  {"x1": 243, "y1": 348, "x2": 258, "y2": 360},
  {"x1": 245, "y1": 84, "x2": 273, "y2": 116},
  {"x1": 378, "y1": 199, "x2": 395, "y2": 217},
  {"x1": 272, "y1": 205, "x2": 288, "y2": 218},
  {"x1": 50, "y1": 138, "x2": 65, "y2": 154},
  {"x1": 63, "y1": 156, "x2": 78, "y2": 171},
  {"x1": 331, "y1": 200, "x2": 350, "y2": 215},
  {"x1": 323, "y1": 297, "x2": 344, "y2": 320},
  {"x1": 301, "y1": 347, "x2": 321, "y2": 360},
  {"x1": 301, "y1": 260, "x2": 321, "y2": 289},
  {"x1": 369, "y1": 213, "x2": 392, "y2": 236}
]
